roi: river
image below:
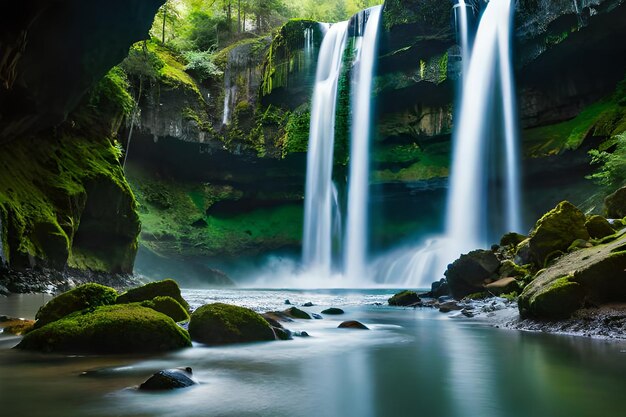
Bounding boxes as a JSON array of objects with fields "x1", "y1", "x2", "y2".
[{"x1": 1, "y1": 289, "x2": 625, "y2": 417}]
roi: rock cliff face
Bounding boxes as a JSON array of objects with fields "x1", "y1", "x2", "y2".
[{"x1": 0, "y1": 1, "x2": 164, "y2": 276}]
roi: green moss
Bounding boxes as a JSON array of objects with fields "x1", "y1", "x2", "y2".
[
  {"x1": 141, "y1": 296, "x2": 189, "y2": 322},
  {"x1": 521, "y1": 275, "x2": 585, "y2": 319},
  {"x1": 35, "y1": 283, "x2": 118, "y2": 328},
  {"x1": 89, "y1": 66, "x2": 135, "y2": 119},
  {"x1": 585, "y1": 215, "x2": 615, "y2": 239},
  {"x1": 117, "y1": 279, "x2": 190, "y2": 311},
  {"x1": 281, "y1": 105, "x2": 311, "y2": 157},
  {"x1": 17, "y1": 304, "x2": 192, "y2": 354},
  {"x1": 388, "y1": 290, "x2": 420, "y2": 306},
  {"x1": 501, "y1": 292, "x2": 519, "y2": 302},
  {"x1": 188, "y1": 303, "x2": 275, "y2": 345},
  {"x1": 464, "y1": 292, "x2": 489, "y2": 300},
  {"x1": 261, "y1": 19, "x2": 321, "y2": 97},
  {"x1": 383, "y1": 0, "x2": 451, "y2": 31},
  {"x1": 438, "y1": 52, "x2": 448, "y2": 84}
]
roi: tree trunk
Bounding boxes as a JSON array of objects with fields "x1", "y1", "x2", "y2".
[
  {"x1": 227, "y1": 2, "x2": 232, "y2": 32},
  {"x1": 237, "y1": 0, "x2": 241, "y2": 33},
  {"x1": 242, "y1": 11, "x2": 246, "y2": 32}
]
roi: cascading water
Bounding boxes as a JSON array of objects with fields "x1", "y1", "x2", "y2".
[
  {"x1": 302, "y1": 21, "x2": 349, "y2": 276},
  {"x1": 372, "y1": 0, "x2": 522, "y2": 288},
  {"x1": 446, "y1": 0, "x2": 520, "y2": 256},
  {"x1": 344, "y1": 5, "x2": 383, "y2": 283},
  {"x1": 222, "y1": 65, "x2": 234, "y2": 126}
]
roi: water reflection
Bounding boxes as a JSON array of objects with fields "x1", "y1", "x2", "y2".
[{"x1": 1, "y1": 296, "x2": 625, "y2": 417}]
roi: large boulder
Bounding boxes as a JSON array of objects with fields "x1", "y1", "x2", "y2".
[
  {"x1": 527, "y1": 201, "x2": 589, "y2": 267},
  {"x1": 188, "y1": 303, "x2": 275, "y2": 345},
  {"x1": 444, "y1": 250, "x2": 500, "y2": 299},
  {"x1": 17, "y1": 304, "x2": 191, "y2": 354},
  {"x1": 139, "y1": 367, "x2": 197, "y2": 391},
  {"x1": 388, "y1": 290, "x2": 421, "y2": 306},
  {"x1": 519, "y1": 231, "x2": 626, "y2": 319},
  {"x1": 605, "y1": 186, "x2": 626, "y2": 219},
  {"x1": 585, "y1": 215, "x2": 615, "y2": 239},
  {"x1": 35, "y1": 283, "x2": 118, "y2": 328},
  {"x1": 140, "y1": 296, "x2": 189, "y2": 322},
  {"x1": 117, "y1": 279, "x2": 189, "y2": 311}
]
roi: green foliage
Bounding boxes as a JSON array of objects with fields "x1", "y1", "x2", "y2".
[
  {"x1": 141, "y1": 296, "x2": 190, "y2": 322},
  {"x1": 89, "y1": 66, "x2": 135, "y2": 117},
  {"x1": 35, "y1": 284, "x2": 118, "y2": 328},
  {"x1": 117, "y1": 278, "x2": 190, "y2": 311},
  {"x1": 281, "y1": 106, "x2": 310, "y2": 156},
  {"x1": 18, "y1": 304, "x2": 192, "y2": 354},
  {"x1": 188, "y1": 302, "x2": 275, "y2": 345},
  {"x1": 383, "y1": 0, "x2": 450, "y2": 30},
  {"x1": 588, "y1": 132, "x2": 626, "y2": 189},
  {"x1": 183, "y1": 50, "x2": 223, "y2": 82}
]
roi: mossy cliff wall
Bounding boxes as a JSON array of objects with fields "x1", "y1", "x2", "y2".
[{"x1": 0, "y1": 1, "x2": 164, "y2": 275}]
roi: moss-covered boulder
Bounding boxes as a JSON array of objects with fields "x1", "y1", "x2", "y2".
[
  {"x1": 17, "y1": 304, "x2": 191, "y2": 354},
  {"x1": 140, "y1": 296, "x2": 189, "y2": 322},
  {"x1": 444, "y1": 250, "x2": 500, "y2": 299},
  {"x1": 519, "y1": 231, "x2": 626, "y2": 319},
  {"x1": 500, "y1": 232, "x2": 527, "y2": 247},
  {"x1": 321, "y1": 308, "x2": 344, "y2": 315},
  {"x1": 35, "y1": 283, "x2": 118, "y2": 329},
  {"x1": 527, "y1": 201, "x2": 589, "y2": 267},
  {"x1": 117, "y1": 279, "x2": 189, "y2": 311},
  {"x1": 585, "y1": 215, "x2": 615, "y2": 239},
  {"x1": 604, "y1": 186, "x2": 626, "y2": 219},
  {"x1": 188, "y1": 303, "x2": 275, "y2": 345},
  {"x1": 498, "y1": 260, "x2": 529, "y2": 280},
  {"x1": 388, "y1": 290, "x2": 421, "y2": 306}
]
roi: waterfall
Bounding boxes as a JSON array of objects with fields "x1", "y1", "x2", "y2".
[
  {"x1": 302, "y1": 21, "x2": 349, "y2": 275},
  {"x1": 222, "y1": 65, "x2": 233, "y2": 126},
  {"x1": 446, "y1": 0, "x2": 520, "y2": 256},
  {"x1": 344, "y1": 5, "x2": 383, "y2": 283}
]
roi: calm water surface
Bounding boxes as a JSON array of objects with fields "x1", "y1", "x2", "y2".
[{"x1": 1, "y1": 289, "x2": 625, "y2": 417}]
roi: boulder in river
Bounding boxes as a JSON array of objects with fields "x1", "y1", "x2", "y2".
[
  {"x1": 139, "y1": 367, "x2": 197, "y2": 391},
  {"x1": 445, "y1": 250, "x2": 500, "y2": 299},
  {"x1": 388, "y1": 290, "x2": 421, "y2": 306},
  {"x1": 338, "y1": 320, "x2": 369, "y2": 330},
  {"x1": 189, "y1": 303, "x2": 275, "y2": 345},
  {"x1": 321, "y1": 308, "x2": 344, "y2": 315},
  {"x1": 282, "y1": 307, "x2": 312, "y2": 319},
  {"x1": 34, "y1": 283, "x2": 118, "y2": 329},
  {"x1": 140, "y1": 296, "x2": 189, "y2": 322},
  {"x1": 18, "y1": 304, "x2": 192, "y2": 354},
  {"x1": 117, "y1": 279, "x2": 190, "y2": 311}
]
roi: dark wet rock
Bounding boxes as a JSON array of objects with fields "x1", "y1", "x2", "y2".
[
  {"x1": 605, "y1": 186, "x2": 626, "y2": 219},
  {"x1": 261, "y1": 313, "x2": 286, "y2": 328},
  {"x1": 445, "y1": 250, "x2": 500, "y2": 300},
  {"x1": 284, "y1": 300, "x2": 291, "y2": 305},
  {"x1": 272, "y1": 327, "x2": 292, "y2": 340},
  {"x1": 311, "y1": 313, "x2": 322, "y2": 320},
  {"x1": 117, "y1": 279, "x2": 190, "y2": 311},
  {"x1": 293, "y1": 331, "x2": 310, "y2": 337},
  {"x1": 430, "y1": 279, "x2": 450, "y2": 298},
  {"x1": 500, "y1": 232, "x2": 527, "y2": 247},
  {"x1": 519, "y1": 231, "x2": 626, "y2": 319},
  {"x1": 439, "y1": 301, "x2": 462, "y2": 313},
  {"x1": 189, "y1": 303, "x2": 275, "y2": 345},
  {"x1": 282, "y1": 307, "x2": 311, "y2": 320},
  {"x1": 0, "y1": 284, "x2": 9, "y2": 296},
  {"x1": 461, "y1": 309, "x2": 475, "y2": 318},
  {"x1": 321, "y1": 308, "x2": 345, "y2": 315},
  {"x1": 338, "y1": 321, "x2": 369, "y2": 330},
  {"x1": 526, "y1": 201, "x2": 589, "y2": 267},
  {"x1": 485, "y1": 278, "x2": 520, "y2": 296},
  {"x1": 388, "y1": 290, "x2": 421, "y2": 306},
  {"x1": 302, "y1": 302, "x2": 314, "y2": 307},
  {"x1": 585, "y1": 215, "x2": 616, "y2": 239},
  {"x1": 139, "y1": 367, "x2": 197, "y2": 391},
  {"x1": 17, "y1": 304, "x2": 191, "y2": 354},
  {"x1": 34, "y1": 283, "x2": 118, "y2": 329}
]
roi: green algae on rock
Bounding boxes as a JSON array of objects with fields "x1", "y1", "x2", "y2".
[
  {"x1": 140, "y1": 296, "x2": 189, "y2": 322},
  {"x1": 388, "y1": 290, "x2": 421, "y2": 306},
  {"x1": 117, "y1": 279, "x2": 189, "y2": 311},
  {"x1": 526, "y1": 201, "x2": 589, "y2": 267},
  {"x1": 519, "y1": 230, "x2": 626, "y2": 319},
  {"x1": 188, "y1": 303, "x2": 275, "y2": 345},
  {"x1": 34, "y1": 283, "x2": 118, "y2": 329},
  {"x1": 17, "y1": 304, "x2": 191, "y2": 354}
]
